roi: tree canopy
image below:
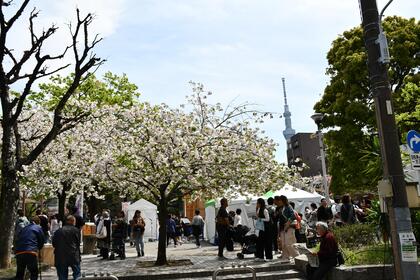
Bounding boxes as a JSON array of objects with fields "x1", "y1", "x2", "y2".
[{"x1": 314, "y1": 16, "x2": 420, "y2": 194}]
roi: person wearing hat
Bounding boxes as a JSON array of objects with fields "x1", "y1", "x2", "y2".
[{"x1": 14, "y1": 216, "x2": 45, "y2": 280}]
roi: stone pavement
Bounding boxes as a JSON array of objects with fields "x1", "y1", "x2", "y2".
[{"x1": 40, "y1": 240, "x2": 295, "y2": 279}]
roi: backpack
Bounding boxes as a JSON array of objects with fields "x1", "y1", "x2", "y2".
[
  {"x1": 340, "y1": 204, "x2": 356, "y2": 224},
  {"x1": 291, "y1": 211, "x2": 301, "y2": 230}
]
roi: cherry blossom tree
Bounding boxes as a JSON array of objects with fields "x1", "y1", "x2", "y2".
[
  {"x1": 0, "y1": 1, "x2": 103, "y2": 267},
  {"x1": 105, "y1": 83, "x2": 294, "y2": 265}
]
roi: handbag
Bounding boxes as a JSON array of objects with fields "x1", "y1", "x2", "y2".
[
  {"x1": 255, "y1": 219, "x2": 265, "y2": 231},
  {"x1": 96, "y1": 224, "x2": 107, "y2": 239}
]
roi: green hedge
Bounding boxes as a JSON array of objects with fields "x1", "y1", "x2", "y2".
[{"x1": 332, "y1": 223, "x2": 377, "y2": 249}]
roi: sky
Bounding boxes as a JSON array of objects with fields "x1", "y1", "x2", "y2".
[{"x1": 6, "y1": 0, "x2": 420, "y2": 162}]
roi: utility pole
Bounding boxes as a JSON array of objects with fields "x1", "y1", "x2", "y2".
[{"x1": 358, "y1": 1, "x2": 419, "y2": 279}]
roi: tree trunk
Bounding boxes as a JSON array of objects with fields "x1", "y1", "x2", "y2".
[
  {"x1": 86, "y1": 195, "x2": 98, "y2": 222},
  {"x1": 0, "y1": 123, "x2": 20, "y2": 268},
  {"x1": 155, "y1": 193, "x2": 168, "y2": 266},
  {"x1": 57, "y1": 181, "x2": 72, "y2": 222},
  {"x1": 57, "y1": 190, "x2": 67, "y2": 223}
]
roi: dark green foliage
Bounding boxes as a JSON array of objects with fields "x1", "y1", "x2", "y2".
[{"x1": 314, "y1": 16, "x2": 420, "y2": 193}]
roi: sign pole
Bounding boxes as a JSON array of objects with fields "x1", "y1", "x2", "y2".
[{"x1": 358, "y1": 1, "x2": 419, "y2": 279}]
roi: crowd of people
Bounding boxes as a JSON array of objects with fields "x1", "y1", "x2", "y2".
[
  {"x1": 215, "y1": 193, "x2": 371, "y2": 280},
  {"x1": 12, "y1": 193, "x2": 370, "y2": 280}
]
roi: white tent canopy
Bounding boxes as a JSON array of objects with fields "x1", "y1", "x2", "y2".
[{"x1": 127, "y1": 199, "x2": 158, "y2": 242}]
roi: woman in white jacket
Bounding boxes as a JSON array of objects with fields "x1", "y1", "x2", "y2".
[{"x1": 255, "y1": 198, "x2": 272, "y2": 261}]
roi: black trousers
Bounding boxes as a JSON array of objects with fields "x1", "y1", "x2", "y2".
[
  {"x1": 192, "y1": 225, "x2": 201, "y2": 246},
  {"x1": 217, "y1": 227, "x2": 227, "y2": 257},
  {"x1": 167, "y1": 232, "x2": 177, "y2": 245},
  {"x1": 15, "y1": 253, "x2": 38, "y2": 280},
  {"x1": 306, "y1": 258, "x2": 337, "y2": 280},
  {"x1": 271, "y1": 223, "x2": 278, "y2": 252},
  {"x1": 256, "y1": 229, "x2": 273, "y2": 260}
]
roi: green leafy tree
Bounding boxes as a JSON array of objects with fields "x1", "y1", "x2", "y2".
[{"x1": 314, "y1": 16, "x2": 420, "y2": 194}]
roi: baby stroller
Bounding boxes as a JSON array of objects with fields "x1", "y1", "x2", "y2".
[{"x1": 235, "y1": 226, "x2": 258, "y2": 259}]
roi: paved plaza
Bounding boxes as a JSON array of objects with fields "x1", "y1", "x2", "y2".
[{"x1": 40, "y1": 240, "x2": 290, "y2": 279}]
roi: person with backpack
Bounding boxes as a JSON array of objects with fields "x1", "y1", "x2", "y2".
[
  {"x1": 267, "y1": 197, "x2": 278, "y2": 253},
  {"x1": 274, "y1": 196, "x2": 286, "y2": 253},
  {"x1": 131, "y1": 210, "x2": 145, "y2": 257},
  {"x1": 339, "y1": 194, "x2": 357, "y2": 225}
]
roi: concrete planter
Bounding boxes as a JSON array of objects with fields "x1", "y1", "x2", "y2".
[{"x1": 294, "y1": 254, "x2": 420, "y2": 280}]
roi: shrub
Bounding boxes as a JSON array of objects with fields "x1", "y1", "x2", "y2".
[
  {"x1": 342, "y1": 243, "x2": 393, "y2": 266},
  {"x1": 333, "y1": 223, "x2": 377, "y2": 249}
]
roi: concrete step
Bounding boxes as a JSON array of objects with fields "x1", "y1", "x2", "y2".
[
  {"x1": 118, "y1": 267, "x2": 304, "y2": 280},
  {"x1": 186, "y1": 271, "x2": 305, "y2": 280}
]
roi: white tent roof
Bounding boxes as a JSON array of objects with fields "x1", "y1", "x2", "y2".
[
  {"x1": 272, "y1": 184, "x2": 322, "y2": 200},
  {"x1": 127, "y1": 198, "x2": 157, "y2": 210}
]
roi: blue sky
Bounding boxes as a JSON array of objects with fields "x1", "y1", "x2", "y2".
[{"x1": 9, "y1": 0, "x2": 420, "y2": 162}]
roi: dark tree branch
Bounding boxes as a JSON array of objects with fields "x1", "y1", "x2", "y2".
[{"x1": 18, "y1": 9, "x2": 104, "y2": 167}]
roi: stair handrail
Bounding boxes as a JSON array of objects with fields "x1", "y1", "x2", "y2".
[{"x1": 212, "y1": 265, "x2": 256, "y2": 280}]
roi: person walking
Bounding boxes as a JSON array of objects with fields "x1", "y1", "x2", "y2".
[
  {"x1": 166, "y1": 214, "x2": 178, "y2": 247},
  {"x1": 191, "y1": 210, "x2": 205, "y2": 248},
  {"x1": 307, "y1": 222, "x2": 338, "y2": 280},
  {"x1": 216, "y1": 198, "x2": 230, "y2": 259},
  {"x1": 255, "y1": 198, "x2": 273, "y2": 261},
  {"x1": 14, "y1": 216, "x2": 45, "y2": 280},
  {"x1": 278, "y1": 195, "x2": 299, "y2": 262},
  {"x1": 52, "y1": 215, "x2": 81, "y2": 280},
  {"x1": 111, "y1": 211, "x2": 128, "y2": 260},
  {"x1": 96, "y1": 210, "x2": 112, "y2": 259},
  {"x1": 131, "y1": 210, "x2": 145, "y2": 257}
]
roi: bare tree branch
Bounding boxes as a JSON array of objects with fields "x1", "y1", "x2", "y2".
[{"x1": 18, "y1": 9, "x2": 104, "y2": 167}]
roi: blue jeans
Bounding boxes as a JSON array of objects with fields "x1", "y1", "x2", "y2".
[
  {"x1": 134, "y1": 232, "x2": 144, "y2": 254},
  {"x1": 56, "y1": 263, "x2": 81, "y2": 280}
]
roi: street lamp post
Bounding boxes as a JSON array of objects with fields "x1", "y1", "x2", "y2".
[{"x1": 311, "y1": 113, "x2": 330, "y2": 205}]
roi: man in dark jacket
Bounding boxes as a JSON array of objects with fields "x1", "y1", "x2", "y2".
[
  {"x1": 52, "y1": 215, "x2": 81, "y2": 280},
  {"x1": 317, "y1": 198, "x2": 333, "y2": 223},
  {"x1": 15, "y1": 216, "x2": 45, "y2": 280},
  {"x1": 307, "y1": 221, "x2": 338, "y2": 280}
]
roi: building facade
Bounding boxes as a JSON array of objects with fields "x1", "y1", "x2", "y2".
[{"x1": 287, "y1": 132, "x2": 323, "y2": 177}]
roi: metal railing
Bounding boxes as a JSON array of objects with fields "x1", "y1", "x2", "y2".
[
  {"x1": 79, "y1": 272, "x2": 119, "y2": 280},
  {"x1": 212, "y1": 265, "x2": 256, "y2": 280}
]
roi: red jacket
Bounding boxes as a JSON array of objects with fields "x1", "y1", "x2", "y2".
[{"x1": 317, "y1": 231, "x2": 338, "y2": 262}]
